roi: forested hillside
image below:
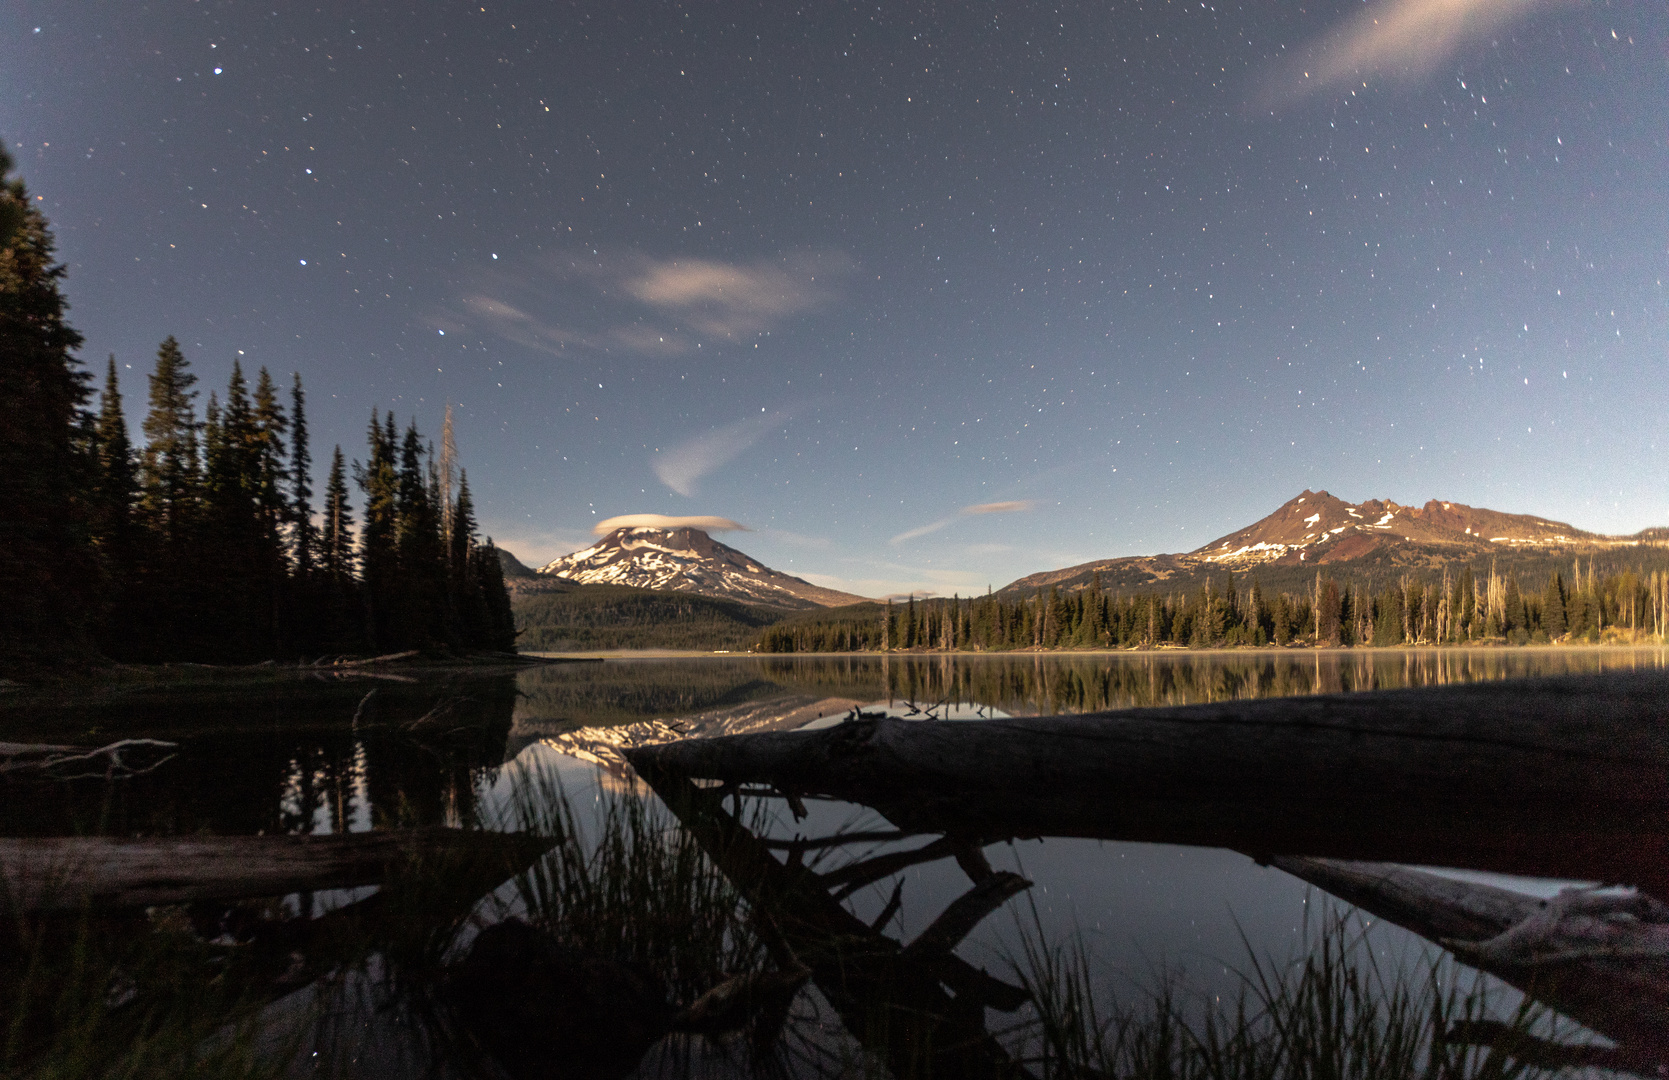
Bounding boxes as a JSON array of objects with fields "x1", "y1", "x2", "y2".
[
  {"x1": 0, "y1": 150, "x2": 514, "y2": 670},
  {"x1": 514, "y1": 581, "x2": 786, "y2": 652},
  {"x1": 758, "y1": 559, "x2": 1669, "y2": 653}
]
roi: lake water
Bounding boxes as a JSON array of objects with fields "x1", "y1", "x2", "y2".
[{"x1": 5, "y1": 646, "x2": 1666, "y2": 1077}]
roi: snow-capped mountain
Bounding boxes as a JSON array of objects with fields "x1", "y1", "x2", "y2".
[
  {"x1": 1193, "y1": 490, "x2": 1605, "y2": 567},
  {"x1": 1000, "y1": 490, "x2": 1654, "y2": 596},
  {"x1": 535, "y1": 527, "x2": 868, "y2": 609}
]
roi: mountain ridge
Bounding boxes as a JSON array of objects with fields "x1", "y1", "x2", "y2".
[{"x1": 1000, "y1": 490, "x2": 1663, "y2": 597}]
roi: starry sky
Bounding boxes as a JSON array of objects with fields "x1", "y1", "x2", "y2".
[{"x1": 5, "y1": 0, "x2": 1665, "y2": 597}]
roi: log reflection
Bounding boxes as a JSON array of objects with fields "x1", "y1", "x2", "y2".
[{"x1": 632, "y1": 758, "x2": 1035, "y2": 1079}]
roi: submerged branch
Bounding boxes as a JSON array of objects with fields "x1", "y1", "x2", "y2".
[{"x1": 0, "y1": 738, "x2": 178, "y2": 780}]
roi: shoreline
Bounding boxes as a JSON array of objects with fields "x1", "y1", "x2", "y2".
[{"x1": 525, "y1": 642, "x2": 1669, "y2": 660}]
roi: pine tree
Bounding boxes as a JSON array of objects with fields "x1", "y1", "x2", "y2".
[
  {"x1": 200, "y1": 371, "x2": 268, "y2": 657},
  {"x1": 472, "y1": 536, "x2": 517, "y2": 652},
  {"x1": 396, "y1": 420, "x2": 445, "y2": 645},
  {"x1": 249, "y1": 367, "x2": 288, "y2": 557},
  {"x1": 1503, "y1": 573, "x2": 1525, "y2": 638},
  {"x1": 438, "y1": 404, "x2": 458, "y2": 552},
  {"x1": 449, "y1": 471, "x2": 489, "y2": 645},
  {"x1": 91, "y1": 356, "x2": 139, "y2": 569},
  {"x1": 138, "y1": 337, "x2": 201, "y2": 548},
  {"x1": 323, "y1": 446, "x2": 355, "y2": 582},
  {"x1": 0, "y1": 147, "x2": 24, "y2": 252},
  {"x1": 289, "y1": 373, "x2": 314, "y2": 576},
  {"x1": 1324, "y1": 579, "x2": 1344, "y2": 645},
  {"x1": 0, "y1": 156, "x2": 100, "y2": 666},
  {"x1": 355, "y1": 411, "x2": 399, "y2": 648}
]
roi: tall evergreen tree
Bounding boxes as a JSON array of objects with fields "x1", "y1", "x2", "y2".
[
  {"x1": 0, "y1": 155, "x2": 100, "y2": 666},
  {"x1": 396, "y1": 420, "x2": 445, "y2": 645},
  {"x1": 473, "y1": 536, "x2": 518, "y2": 652},
  {"x1": 323, "y1": 445, "x2": 355, "y2": 582},
  {"x1": 251, "y1": 367, "x2": 289, "y2": 564},
  {"x1": 0, "y1": 147, "x2": 24, "y2": 252},
  {"x1": 355, "y1": 411, "x2": 399, "y2": 647},
  {"x1": 1543, "y1": 572, "x2": 1567, "y2": 640},
  {"x1": 91, "y1": 356, "x2": 139, "y2": 567},
  {"x1": 138, "y1": 337, "x2": 201, "y2": 546},
  {"x1": 1503, "y1": 573, "x2": 1525, "y2": 636},
  {"x1": 290, "y1": 372, "x2": 314, "y2": 576},
  {"x1": 449, "y1": 471, "x2": 488, "y2": 642}
]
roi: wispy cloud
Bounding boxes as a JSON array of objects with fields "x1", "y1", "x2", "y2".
[
  {"x1": 438, "y1": 249, "x2": 852, "y2": 357},
  {"x1": 800, "y1": 564, "x2": 991, "y2": 599},
  {"x1": 653, "y1": 411, "x2": 791, "y2": 496},
  {"x1": 962, "y1": 500, "x2": 1037, "y2": 516},
  {"x1": 592, "y1": 513, "x2": 748, "y2": 537},
  {"x1": 889, "y1": 499, "x2": 1038, "y2": 545},
  {"x1": 623, "y1": 254, "x2": 847, "y2": 339},
  {"x1": 1259, "y1": 0, "x2": 1559, "y2": 103}
]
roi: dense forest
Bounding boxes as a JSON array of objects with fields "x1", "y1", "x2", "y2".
[
  {"x1": 758, "y1": 560, "x2": 1669, "y2": 653},
  {"x1": 513, "y1": 581, "x2": 782, "y2": 653},
  {"x1": 0, "y1": 150, "x2": 513, "y2": 670}
]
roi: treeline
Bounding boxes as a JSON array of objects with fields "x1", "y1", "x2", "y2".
[
  {"x1": 757, "y1": 562, "x2": 1669, "y2": 653},
  {"x1": 0, "y1": 149, "x2": 513, "y2": 669},
  {"x1": 513, "y1": 583, "x2": 781, "y2": 653}
]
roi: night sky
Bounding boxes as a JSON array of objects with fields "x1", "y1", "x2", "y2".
[{"x1": 6, "y1": 1, "x2": 1665, "y2": 597}]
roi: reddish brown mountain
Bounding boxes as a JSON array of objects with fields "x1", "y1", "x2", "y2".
[
  {"x1": 1000, "y1": 490, "x2": 1657, "y2": 597},
  {"x1": 1192, "y1": 490, "x2": 1602, "y2": 568}
]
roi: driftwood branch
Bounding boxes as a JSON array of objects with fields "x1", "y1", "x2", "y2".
[
  {"x1": 331, "y1": 650, "x2": 421, "y2": 668},
  {"x1": 1271, "y1": 856, "x2": 1669, "y2": 1064},
  {"x1": 0, "y1": 738, "x2": 178, "y2": 779},
  {"x1": 1444, "y1": 887, "x2": 1669, "y2": 967},
  {"x1": 1, "y1": 827, "x2": 554, "y2": 911}
]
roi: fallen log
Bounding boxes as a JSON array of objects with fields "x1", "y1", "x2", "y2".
[
  {"x1": 1270, "y1": 857, "x2": 1669, "y2": 1067},
  {"x1": 0, "y1": 827, "x2": 554, "y2": 911},
  {"x1": 623, "y1": 670, "x2": 1669, "y2": 896}
]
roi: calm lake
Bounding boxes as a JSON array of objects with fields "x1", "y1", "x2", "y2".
[{"x1": 5, "y1": 646, "x2": 1666, "y2": 1077}]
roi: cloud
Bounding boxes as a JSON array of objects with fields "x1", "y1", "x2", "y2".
[
  {"x1": 624, "y1": 254, "x2": 846, "y2": 339},
  {"x1": 440, "y1": 249, "x2": 852, "y2": 357},
  {"x1": 653, "y1": 410, "x2": 791, "y2": 496},
  {"x1": 592, "y1": 513, "x2": 748, "y2": 536},
  {"x1": 890, "y1": 499, "x2": 1038, "y2": 545},
  {"x1": 800, "y1": 563, "x2": 990, "y2": 599},
  {"x1": 889, "y1": 518, "x2": 957, "y2": 545},
  {"x1": 1259, "y1": 0, "x2": 1560, "y2": 103},
  {"x1": 961, "y1": 500, "x2": 1038, "y2": 516}
]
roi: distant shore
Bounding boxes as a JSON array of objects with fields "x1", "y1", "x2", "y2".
[{"x1": 524, "y1": 641, "x2": 1668, "y2": 660}]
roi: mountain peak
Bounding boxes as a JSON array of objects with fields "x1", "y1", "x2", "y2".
[
  {"x1": 1191, "y1": 492, "x2": 1601, "y2": 567},
  {"x1": 996, "y1": 490, "x2": 1645, "y2": 598},
  {"x1": 536, "y1": 526, "x2": 868, "y2": 609}
]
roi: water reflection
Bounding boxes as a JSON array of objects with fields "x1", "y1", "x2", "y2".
[
  {"x1": 3, "y1": 652, "x2": 1665, "y2": 1076},
  {"x1": 514, "y1": 646, "x2": 1669, "y2": 737},
  {"x1": 0, "y1": 673, "x2": 519, "y2": 838}
]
